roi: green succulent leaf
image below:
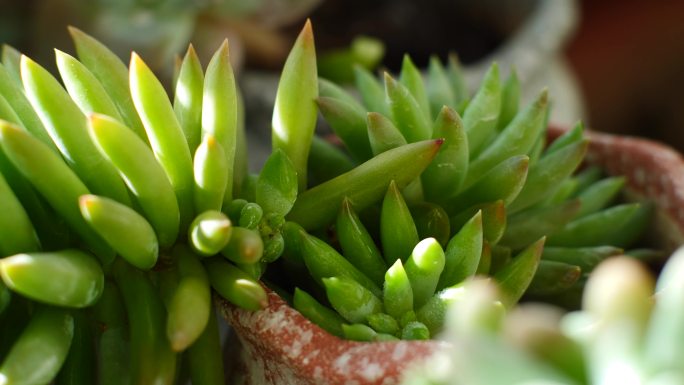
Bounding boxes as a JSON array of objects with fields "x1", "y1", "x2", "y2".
[
  {"x1": 202, "y1": 40, "x2": 237, "y2": 205},
  {"x1": 272, "y1": 20, "x2": 318, "y2": 191},
  {"x1": 69, "y1": 27, "x2": 148, "y2": 142},
  {"x1": 462, "y1": 62, "x2": 501, "y2": 156},
  {"x1": 288, "y1": 139, "x2": 443, "y2": 231},
  {"x1": 130, "y1": 53, "x2": 194, "y2": 233},
  {"x1": 256, "y1": 149, "x2": 298, "y2": 217},
  {"x1": 22, "y1": 55, "x2": 131, "y2": 206},
  {"x1": 385, "y1": 72, "x2": 432, "y2": 143},
  {"x1": 172, "y1": 45, "x2": 204, "y2": 155}
]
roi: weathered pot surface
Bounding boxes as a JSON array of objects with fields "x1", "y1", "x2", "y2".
[
  {"x1": 219, "y1": 127, "x2": 684, "y2": 385},
  {"x1": 220, "y1": 288, "x2": 444, "y2": 385}
]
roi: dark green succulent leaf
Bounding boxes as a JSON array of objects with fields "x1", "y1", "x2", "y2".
[
  {"x1": 438, "y1": 210, "x2": 483, "y2": 290},
  {"x1": 526, "y1": 260, "x2": 582, "y2": 297},
  {"x1": 294, "y1": 287, "x2": 345, "y2": 338},
  {"x1": 547, "y1": 203, "x2": 643, "y2": 247},
  {"x1": 337, "y1": 198, "x2": 387, "y2": 286},
  {"x1": 462, "y1": 62, "x2": 501, "y2": 157},
  {"x1": 542, "y1": 246, "x2": 623, "y2": 272},
  {"x1": 498, "y1": 67, "x2": 520, "y2": 130},
  {"x1": 446, "y1": 53, "x2": 469, "y2": 105},
  {"x1": 410, "y1": 202, "x2": 451, "y2": 247},
  {"x1": 323, "y1": 276, "x2": 383, "y2": 324},
  {"x1": 427, "y1": 56, "x2": 456, "y2": 118},
  {"x1": 466, "y1": 89, "x2": 548, "y2": 186},
  {"x1": 546, "y1": 121, "x2": 584, "y2": 154},
  {"x1": 353, "y1": 65, "x2": 389, "y2": 116},
  {"x1": 508, "y1": 140, "x2": 588, "y2": 213},
  {"x1": 422, "y1": 106, "x2": 469, "y2": 204},
  {"x1": 318, "y1": 77, "x2": 364, "y2": 108},
  {"x1": 367, "y1": 111, "x2": 407, "y2": 156},
  {"x1": 384, "y1": 72, "x2": 432, "y2": 143},
  {"x1": 307, "y1": 135, "x2": 355, "y2": 186},
  {"x1": 494, "y1": 237, "x2": 545, "y2": 308},
  {"x1": 381, "y1": 180, "x2": 420, "y2": 264},
  {"x1": 399, "y1": 54, "x2": 431, "y2": 121},
  {"x1": 575, "y1": 176, "x2": 626, "y2": 218},
  {"x1": 444, "y1": 155, "x2": 529, "y2": 216},
  {"x1": 317, "y1": 96, "x2": 373, "y2": 162}
]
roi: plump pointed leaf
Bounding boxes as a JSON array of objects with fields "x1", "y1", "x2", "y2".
[
  {"x1": 444, "y1": 155, "x2": 529, "y2": 216},
  {"x1": 337, "y1": 198, "x2": 387, "y2": 285},
  {"x1": 466, "y1": 89, "x2": 548, "y2": 185},
  {"x1": 427, "y1": 56, "x2": 456, "y2": 117},
  {"x1": 202, "y1": 40, "x2": 237, "y2": 204},
  {"x1": 381, "y1": 180, "x2": 420, "y2": 264},
  {"x1": 508, "y1": 140, "x2": 588, "y2": 213},
  {"x1": 317, "y1": 96, "x2": 373, "y2": 162},
  {"x1": 130, "y1": 53, "x2": 194, "y2": 231},
  {"x1": 69, "y1": 27, "x2": 148, "y2": 142},
  {"x1": 193, "y1": 134, "x2": 228, "y2": 214},
  {"x1": 385, "y1": 72, "x2": 432, "y2": 143},
  {"x1": 494, "y1": 237, "x2": 545, "y2": 308},
  {"x1": 438, "y1": 211, "x2": 483, "y2": 289},
  {"x1": 462, "y1": 63, "x2": 501, "y2": 156},
  {"x1": 55, "y1": 49, "x2": 123, "y2": 121},
  {"x1": 272, "y1": 20, "x2": 318, "y2": 190},
  {"x1": 405, "y1": 238, "x2": 446, "y2": 308},
  {"x1": 88, "y1": 114, "x2": 179, "y2": 248},
  {"x1": 1, "y1": 249, "x2": 104, "y2": 307},
  {"x1": 80, "y1": 194, "x2": 158, "y2": 270},
  {"x1": 422, "y1": 106, "x2": 469, "y2": 203},
  {"x1": 502, "y1": 199, "x2": 581, "y2": 251},
  {"x1": 399, "y1": 54, "x2": 431, "y2": 120},
  {"x1": 366, "y1": 112, "x2": 407, "y2": 155},
  {"x1": 498, "y1": 68, "x2": 520, "y2": 130},
  {"x1": 288, "y1": 139, "x2": 443, "y2": 230},
  {"x1": 174, "y1": 44, "x2": 204, "y2": 154},
  {"x1": 354, "y1": 65, "x2": 388, "y2": 116},
  {"x1": 22, "y1": 55, "x2": 131, "y2": 206},
  {"x1": 0, "y1": 121, "x2": 113, "y2": 261},
  {"x1": 384, "y1": 259, "x2": 413, "y2": 319}
]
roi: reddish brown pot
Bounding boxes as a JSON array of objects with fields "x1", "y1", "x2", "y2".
[{"x1": 218, "y1": 128, "x2": 684, "y2": 385}]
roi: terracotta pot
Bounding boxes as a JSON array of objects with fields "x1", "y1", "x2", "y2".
[{"x1": 218, "y1": 127, "x2": 684, "y2": 385}]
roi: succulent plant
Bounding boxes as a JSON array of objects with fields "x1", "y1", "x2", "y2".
[
  {"x1": 0, "y1": 22, "x2": 317, "y2": 385},
  {"x1": 268, "y1": 49, "x2": 652, "y2": 339},
  {"x1": 402, "y1": 249, "x2": 684, "y2": 385}
]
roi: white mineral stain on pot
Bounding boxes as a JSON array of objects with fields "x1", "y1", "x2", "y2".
[
  {"x1": 391, "y1": 342, "x2": 408, "y2": 361},
  {"x1": 333, "y1": 352, "x2": 352, "y2": 372},
  {"x1": 360, "y1": 362, "x2": 384, "y2": 381},
  {"x1": 288, "y1": 330, "x2": 312, "y2": 358}
]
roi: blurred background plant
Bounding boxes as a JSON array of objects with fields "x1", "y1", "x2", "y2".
[
  {"x1": 2, "y1": 0, "x2": 682, "y2": 150},
  {"x1": 0, "y1": 0, "x2": 322, "y2": 77},
  {"x1": 401, "y1": 249, "x2": 684, "y2": 385}
]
